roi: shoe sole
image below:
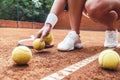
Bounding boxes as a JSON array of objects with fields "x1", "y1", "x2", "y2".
[{"x1": 57, "y1": 46, "x2": 83, "y2": 52}]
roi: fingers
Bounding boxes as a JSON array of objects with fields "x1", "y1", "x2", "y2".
[
  {"x1": 109, "y1": 10, "x2": 118, "y2": 22},
  {"x1": 36, "y1": 25, "x2": 51, "y2": 41},
  {"x1": 36, "y1": 28, "x2": 43, "y2": 39},
  {"x1": 40, "y1": 30, "x2": 48, "y2": 41}
]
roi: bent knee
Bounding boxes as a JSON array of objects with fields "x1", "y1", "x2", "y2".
[{"x1": 85, "y1": 0, "x2": 106, "y2": 17}]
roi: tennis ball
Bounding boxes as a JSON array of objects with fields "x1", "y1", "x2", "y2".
[
  {"x1": 44, "y1": 33, "x2": 53, "y2": 45},
  {"x1": 98, "y1": 49, "x2": 120, "y2": 70},
  {"x1": 33, "y1": 39, "x2": 45, "y2": 50},
  {"x1": 12, "y1": 46, "x2": 32, "y2": 65}
]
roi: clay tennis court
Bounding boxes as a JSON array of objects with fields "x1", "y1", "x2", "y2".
[{"x1": 0, "y1": 28, "x2": 120, "y2": 80}]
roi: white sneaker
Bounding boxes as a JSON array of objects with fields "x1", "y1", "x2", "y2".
[
  {"x1": 57, "y1": 31, "x2": 82, "y2": 51},
  {"x1": 104, "y1": 30, "x2": 119, "y2": 48}
]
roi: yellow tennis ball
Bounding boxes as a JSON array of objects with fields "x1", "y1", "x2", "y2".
[
  {"x1": 44, "y1": 33, "x2": 53, "y2": 45},
  {"x1": 33, "y1": 39, "x2": 45, "y2": 50},
  {"x1": 98, "y1": 49, "x2": 120, "y2": 70},
  {"x1": 12, "y1": 46, "x2": 32, "y2": 65}
]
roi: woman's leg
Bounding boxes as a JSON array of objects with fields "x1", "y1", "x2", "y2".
[
  {"x1": 68, "y1": 0, "x2": 86, "y2": 34},
  {"x1": 85, "y1": 0, "x2": 119, "y2": 47},
  {"x1": 85, "y1": 0, "x2": 118, "y2": 30},
  {"x1": 57, "y1": 0, "x2": 87, "y2": 51}
]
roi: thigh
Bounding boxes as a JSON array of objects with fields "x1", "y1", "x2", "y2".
[
  {"x1": 86, "y1": 0, "x2": 120, "y2": 13},
  {"x1": 113, "y1": 0, "x2": 120, "y2": 20},
  {"x1": 86, "y1": 0, "x2": 111, "y2": 13}
]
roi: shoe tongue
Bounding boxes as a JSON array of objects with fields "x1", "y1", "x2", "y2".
[
  {"x1": 106, "y1": 30, "x2": 117, "y2": 33},
  {"x1": 106, "y1": 30, "x2": 118, "y2": 42},
  {"x1": 68, "y1": 31, "x2": 78, "y2": 39},
  {"x1": 106, "y1": 30, "x2": 117, "y2": 37}
]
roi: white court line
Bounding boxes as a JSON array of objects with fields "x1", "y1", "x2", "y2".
[{"x1": 40, "y1": 53, "x2": 99, "y2": 80}]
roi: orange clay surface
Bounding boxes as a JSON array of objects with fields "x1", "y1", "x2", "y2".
[{"x1": 0, "y1": 28, "x2": 120, "y2": 80}]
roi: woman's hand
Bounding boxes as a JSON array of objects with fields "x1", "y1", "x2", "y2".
[{"x1": 36, "y1": 23, "x2": 52, "y2": 41}]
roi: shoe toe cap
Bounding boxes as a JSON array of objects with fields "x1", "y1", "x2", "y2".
[{"x1": 57, "y1": 42, "x2": 74, "y2": 51}]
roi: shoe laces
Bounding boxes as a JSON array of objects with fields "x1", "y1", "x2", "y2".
[
  {"x1": 106, "y1": 31, "x2": 118, "y2": 43},
  {"x1": 64, "y1": 31, "x2": 79, "y2": 42}
]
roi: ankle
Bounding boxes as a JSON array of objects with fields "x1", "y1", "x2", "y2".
[{"x1": 70, "y1": 30, "x2": 80, "y2": 35}]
